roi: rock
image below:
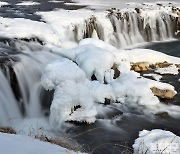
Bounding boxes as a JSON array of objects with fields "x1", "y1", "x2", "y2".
[
  {"x1": 104, "y1": 98, "x2": 111, "y2": 105},
  {"x1": 150, "y1": 87, "x2": 176, "y2": 99},
  {"x1": 131, "y1": 62, "x2": 149, "y2": 72},
  {"x1": 91, "y1": 64, "x2": 120, "y2": 82},
  {"x1": 153, "y1": 61, "x2": 172, "y2": 68},
  {"x1": 155, "y1": 112, "x2": 169, "y2": 118},
  {"x1": 135, "y1": 8, "x2": 142, "y2": 14},
  {"x1": 111, "y1": 64, "x2": 120, "y2": 79},
  {"x1": 175, "y1": 64, "x2": 180, "y2": 69}
]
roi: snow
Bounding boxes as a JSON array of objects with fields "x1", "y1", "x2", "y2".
[
  {"x1": 133, "y1": 129, "x2": 180, "y2": 154},
  {"x1": 0, "y1": 132, "x2": 77, "y2": 154},
  {"x1": 0, "y1": 5, "x2": 178, "y2": 48},
  {"x1": 41, "y1": 59, "x2": 97, "y2": 126},
  {"x1": 143, "y1": 73, "x2": 162, "y2": 81},
  {"x1": 0, "y1": 17, "x2": 60, "y2": 46},
  {"x1": 16, "y1": 1, "x2": 40, "y2": 6},
  {"x1": 155, "y1": 65, "x2": 179, "y2": 75},
  {"x1": 41, "y1": 59, "x2": 86, "y2": 90},
  {"x1": 41, "y1": 38, "x2": 179, "y2": 125},
  {"x1": 125, "y1": 49, "x2": 180, "y2": 64},
  {"x1": 0, "y1": 1, "x2": 9, "y2": 7}
]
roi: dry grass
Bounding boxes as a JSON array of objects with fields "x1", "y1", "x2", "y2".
[
  {"x1": 0, "y1": 127, "x2": 16, "y2": 134},
  {"x1": 35, "y1": 134, "x2": 84, "y2": 152}
]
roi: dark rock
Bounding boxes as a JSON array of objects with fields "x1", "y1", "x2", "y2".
[
  {"x1": 155, "y1": 112, "x2": 169, "y2": 118},
  {"x1": 111, "y1": 64, "x2": 120, "y2": 79},
  {"x1": 104, "y1": 98, "x2": 111, "y2": 105}
]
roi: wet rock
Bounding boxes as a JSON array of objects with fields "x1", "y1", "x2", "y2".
[
  {"x1": 152, "y1": 61, "x2": 172, "y2": 68},
  {"x1": 135, "y1": 8, "x2": 142, "y2": 14},
  {"x1": 155, "y1": 112, "x2": 169, "y2": 118},
  {"x1": 150, "y1": 87, "x2": 176, "y2": 99},
  {"x1": 91, "y1": 74, "x2": 97, "y2": 81},
  {"x1": 104, "y1": 98, "x2": 111, "y2": 105},
  {"x1": 175, "y1": 64, "x2": 180, "y2": 69},
  {"x1": 111, "y1": 64, "x2": 120, "y2": 79},
  {"x1": 131, "y1": 62, "x2": 149, "y2": 72}
]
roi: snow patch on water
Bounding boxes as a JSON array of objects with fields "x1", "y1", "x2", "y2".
[{"x1": 16, "y1": 1, "x2": 40, "y2": 6}]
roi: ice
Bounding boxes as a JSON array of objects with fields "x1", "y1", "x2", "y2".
[{"x1": 133, "y1": 129, "x2": 180, "y2": 154}]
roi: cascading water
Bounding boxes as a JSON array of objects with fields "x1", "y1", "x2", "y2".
[
  {"x1": 0, "y1": 40, "x2": 60, "y2": 126},
  {"x1": 80, "y1": 8, "x2": 179, "y2": 48},
  {"x1": 0, "y1": 69, "x2": 22, "y2": 126}
]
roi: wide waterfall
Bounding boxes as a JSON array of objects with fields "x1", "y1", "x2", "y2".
[{"x1": 76, "y1": 8, "x2": 179, "y2": 48}]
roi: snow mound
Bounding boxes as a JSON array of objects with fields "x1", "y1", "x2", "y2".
[
  {"x1": 133, "y1": 129, "x2": 180, "y2": 154},
  {"x1": 41, "y1": 59, "x2": 97, "y2": 126},
  {"x1": 41, "y1": 59, "x2": 86, "y2": 90},
  {"x1": 0, "y1": 132, "x2": 77, "y2": 154}
]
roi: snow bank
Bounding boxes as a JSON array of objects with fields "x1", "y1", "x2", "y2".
[
  {"x1": 0, "y1": 17, "x2": 60, "y2": 46},
  {"x1": 133, "y1": 129, "x2": 180, "y2": 154},
  {"x1": 125, "y1": 49, "x2": 180, "y2": 64},
  {"x1": 0, "y1": 132, "x2": 77, "y2": 154}
]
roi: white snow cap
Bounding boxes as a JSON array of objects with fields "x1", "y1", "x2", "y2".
[{"x1": 133, "y1": 129, "x2": 180, "y2": 154}]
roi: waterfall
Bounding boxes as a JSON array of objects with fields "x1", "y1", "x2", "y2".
[
  {"x1": 0, "y1": 6, "x2": 179, "y2": 127},
  {"x1": 0, "y1": 69, "x2": 22, "y2": 126},
  {"x1": 0, "y1": 40, "x2": 60, "y2": 125},
  {"x1": 78, "y1": 8, "x2": 179, "y2": 48}
]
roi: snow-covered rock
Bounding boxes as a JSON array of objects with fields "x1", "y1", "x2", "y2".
[{"x1": 133, "y1": 129, "x2": 180, "y2": 154}]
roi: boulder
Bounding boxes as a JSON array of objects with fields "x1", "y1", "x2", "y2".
[
  {"x1": 131, "y1": 62, "x2": 149, "y2": 72},
  {"x1": 150, "y1": 87, "x2": 176, "y2": 99}
]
